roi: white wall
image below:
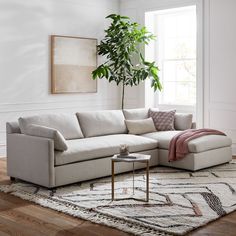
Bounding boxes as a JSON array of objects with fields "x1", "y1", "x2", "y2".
[
  {"x1": 1, "y1": 0, "x2": 236, "y2": 156},
  {"x1": 121, "y1": 0, "x2": 236, "y2": 155},
  {"x1": 119, "y1": 1, "x2": 146, "y2": 109},
  {"x1": 204, "y1": 0, "x2": 236, "y2": 154},
  {"x1": 0, "y1": 0, "x2": 120, "y2": 156}
]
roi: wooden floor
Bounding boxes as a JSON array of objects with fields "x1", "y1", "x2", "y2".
[{"x1": 0, "y1": 159, "x2": 236, "y2": 235}]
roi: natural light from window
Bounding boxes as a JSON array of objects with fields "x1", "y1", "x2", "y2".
[{"x1": 146, "y1": 6, "x2": 196, "y2": 107}]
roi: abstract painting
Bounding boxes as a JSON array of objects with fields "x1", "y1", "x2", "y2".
[{"x1": 51, "y1": 35, "x2": 97, "y2": 93}]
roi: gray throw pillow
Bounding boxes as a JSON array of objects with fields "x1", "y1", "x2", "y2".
[
  {"x1": 125, "y1": 118, "x2": 156, "y2": 135},
  {"x1": 26, "y1": 124, "x2": 68, "y2": 151},
  {"x1": 148, "y1": 109, "x2": 176, "y2": 131}
]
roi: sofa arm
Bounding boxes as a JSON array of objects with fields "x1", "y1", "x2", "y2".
[{"x1": 7, "y1": 133, "x2": 55, "y2": 188}]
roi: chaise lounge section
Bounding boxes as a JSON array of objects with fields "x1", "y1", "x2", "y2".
[{"x1": 6, "y1": 108, "x2": 232, "y2": 188}]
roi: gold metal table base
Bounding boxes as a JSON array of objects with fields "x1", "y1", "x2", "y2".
[{"x1": 111, "y1": 158, "x2": 150, "y2": 202}]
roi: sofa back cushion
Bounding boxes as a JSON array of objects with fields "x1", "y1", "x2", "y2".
[
  {"x1": 174, "y1": 113, "x2": 193, "y2": 130},
  {"x1": 19, "y1": 113, "x2": 84, "y2": 140},
  {"x1": 123, "y1": 108, "x2": 149, "y2": 120},
  {"x1": 77, "y1": 110, "x2": 127, "y2": 137}
]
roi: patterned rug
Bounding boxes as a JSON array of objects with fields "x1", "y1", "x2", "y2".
[{"x1": 1, "y1": 161, "x2": 236, "y2": 236}]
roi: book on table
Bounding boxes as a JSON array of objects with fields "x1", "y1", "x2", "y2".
[{"x1": 117, "y1": 154, "x2": 137, "y2": 159}]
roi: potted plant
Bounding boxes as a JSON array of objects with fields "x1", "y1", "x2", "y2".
[{"x1": 92, "y1": 14, "x2": 162, "y2": 109}]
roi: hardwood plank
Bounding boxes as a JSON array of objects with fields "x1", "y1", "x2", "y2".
[
  {"x1": 188, "y1": 215, "x2": 236, "y2": 236},
  {"x1": 0, "y1": 215, "x2": 44, "y2": 236},
  {"x1": 0, "y1": 191, "x2": 130, "y2": 236},
  {"x1": 16, "y1": 205, "x2": 80, "y2": 228},
  {"x1": 0, "y1": 157, "x2": 235, "y2": 235}
]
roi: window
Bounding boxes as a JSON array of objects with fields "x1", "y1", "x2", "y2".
[{"x1": 146, "y1": 6, "x2": 196, "y2": 107}]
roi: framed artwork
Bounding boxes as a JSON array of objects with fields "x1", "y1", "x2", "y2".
[{"x1": 51, "y1": 35, "x2": 97, "y2": 94}]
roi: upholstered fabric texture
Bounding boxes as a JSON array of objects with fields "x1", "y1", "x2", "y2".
[
  {"x1": 148, "y1": 109, "x2": 176, "y2": 131},
  {"x1": 142, "y1": 131, "x2": 232, "y2": 152},
  {"x1": 123, "y1": 108, "x2": 149, "y2": 120},
  {"x1": 26, "y1": 124, "x2": 68, "y2": 151},
  {"x1": 55, "y1": 134, "x2": 158, "y2": 166},
  {"x1": 6, "y1": 122, "x2": 21, "y2": 134},
  {"x1": 7, "y1": 133, "x2": 55, "y2": 187},
  {"x1": 125, "y1": 118, "x2": 156, "y2": 135},
  {"x1": 55, "y1": 149, "x2": 158, "y2": 187},
  {"x1": 158, "y1": 147, "x2": 232, "y2": 171},
  {"x1": 174, "y1": 113, "x2": 193, "y2": 130},
  {"x1": 142, "y1": 131, "x2": 181, "y2": 149},
  {"x1": 77, "y1": 110, "x2": 127, "y2": 138},
  {"x1": 18, "y1": 113, "x2": 84, "y2": 140}
]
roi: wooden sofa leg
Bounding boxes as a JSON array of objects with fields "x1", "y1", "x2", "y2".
[{"x1": 10, "y1": 177, "x2": 15, "y2": 181}]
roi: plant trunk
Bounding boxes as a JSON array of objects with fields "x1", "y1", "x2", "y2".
[{"x1": 121, "y1": 82, "x2": 125, "y2": 109}]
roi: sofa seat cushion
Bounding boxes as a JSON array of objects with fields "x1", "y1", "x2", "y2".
[
  {"x1": 187, "y1": 135, "x2": 232, "y2": 153},
  {"x1": 142, "y1": 131, "x2": 181, "y2": 149},
  {"x1": 142, "y1": 131, "x2": 232, "y2": 152},
  {"x1": 55, "y1": 134, "x2": 158, "y2": 166}
]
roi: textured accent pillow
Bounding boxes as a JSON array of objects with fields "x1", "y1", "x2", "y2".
[
  {"x1": 125, "y1": 118, "x2": 156, "y2": 135},
  {"x1": 26, "y1": 124, "x2": 68, "y2": 151},
  {"x1": 148, "y1": 109, "x2": 176, "y2": 131},
  {"x1": 174, "y1": 113, "x2": 193, "y2": 130}
]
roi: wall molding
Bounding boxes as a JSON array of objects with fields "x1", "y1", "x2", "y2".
[
  {"x1": 41, "y1": 0, "x2": 119, "y2": 9},
  {"x1": 121, "y1": 0, "x2": 197, "y2": 10},
  {"x1": 0, "y1": 98, "x2": 120, "y2": 113}
]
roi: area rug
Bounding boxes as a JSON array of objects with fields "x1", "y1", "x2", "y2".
[{"x1": 1, "y1": 162, "x2": 236, "y2": 236}]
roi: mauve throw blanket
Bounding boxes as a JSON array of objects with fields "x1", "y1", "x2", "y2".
[{"x1": 168, "y1": 129, "x2": 226, "y2": 162}]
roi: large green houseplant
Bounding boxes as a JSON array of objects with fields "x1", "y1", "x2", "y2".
[{"x1": 92, "y1": 14, "x2": 162, "y2": 109}]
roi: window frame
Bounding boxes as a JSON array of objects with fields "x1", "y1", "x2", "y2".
[
  {"x1": 153, "y1": 6, "x2": 197, "y2": 108},
  {"x1": 144, "y1": 0, "x2": 203, "y2": 127}
]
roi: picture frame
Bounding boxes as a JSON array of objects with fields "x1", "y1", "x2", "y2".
[{"x1": 51, "y1": 35, "x2": 97, "y2": 94}]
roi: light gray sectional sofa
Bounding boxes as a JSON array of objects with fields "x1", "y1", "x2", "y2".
[{"x1": 6, "y1": 108, "x2": 232, "y2": 188}]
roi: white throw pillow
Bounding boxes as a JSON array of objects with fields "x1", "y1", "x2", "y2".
[
  {"x1": 26, "y1": 124, "x2": 68, "y2": 151},
  {"x1": 125, "y1": 118, "x2": 156, "y2": 135}
]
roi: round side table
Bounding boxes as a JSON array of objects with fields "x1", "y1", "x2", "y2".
[{"x1": 111, "y1": 153, "x2": 151, "y2": 202}]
